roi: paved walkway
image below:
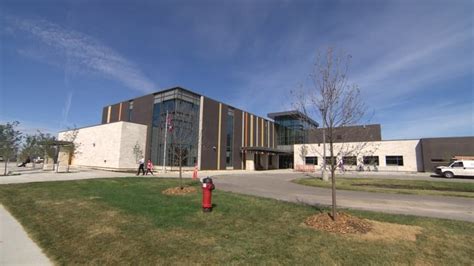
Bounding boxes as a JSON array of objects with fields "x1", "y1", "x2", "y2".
[
  {"x1": 213, "y1": 173, "x2": 474, "y2": 222},
  {"x1": 0, "y1": 205, "x2": 51, "y2": 265}
]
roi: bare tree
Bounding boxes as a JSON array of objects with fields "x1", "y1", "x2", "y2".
[
  {"x1": 295, "y1": 47, "x2": 367, "y2": 221},
  {"x1": 168, "y1": 101, "x2": 199, "y2": 189}
]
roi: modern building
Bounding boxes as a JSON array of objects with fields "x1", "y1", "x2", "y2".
[
  {"x1": 59, "y1": 86, "x2": 473, "y2": 173},
  {"x1": 90, "y1": 87, "x2": 295, "y2": 171}
]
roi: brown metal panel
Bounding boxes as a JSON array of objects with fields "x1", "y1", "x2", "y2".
[
  {"x1": 269, "y1": 121, "x2": 274, "y2": 148},
  {"x1": 109, "y1": 103, "x2": 120, "y2": 123},
  {"x1": 120, "y1": 101, "x2": 130, "y2": 121},
  {"x1": 129, "y1": 94, "x2": 154, "y2": 159},
  {"x1": 233, "y1": 109, "x2": 243, "y2": 169},
  {"x1": 201, "y1": 97, "x2": 219, "y2": 170},
  {"x1": 101, "y1": 107, "x2": 108, "y2": 124},
  {"x1": 253, "y1": 115, "x2": 257, "y2": 147},
  {"x1": 263, "y1": 119, "x2": 267, "y2": 147}
]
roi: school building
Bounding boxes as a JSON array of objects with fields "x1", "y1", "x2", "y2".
[{"x1": 58, "y1": 86, "x2": 473, "y2": 172}]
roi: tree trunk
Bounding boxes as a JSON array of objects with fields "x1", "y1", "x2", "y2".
[
  {"x1": 330, "y1": 140, "x2": 337, "y2": 221},
  {"x1": 4, "y1": 159, "x2": 8, "y2": 176},
  {"x1": 179, "y1": 153, "x2": 183, "y2": 189}
]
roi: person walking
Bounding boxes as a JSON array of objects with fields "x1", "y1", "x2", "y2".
[
  {"x1": 136, "y1": 157, "x2": 145, "y2": 176},
  {"x1": 145, "y1": 159, "x2": 154, "y2": 176}
]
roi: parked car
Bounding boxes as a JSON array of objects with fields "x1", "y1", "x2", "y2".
[
  {"x1": 33, "y1": 157, "x2": 44, "y2": 163},
  {"x1": 435, "y1": 160, "x2": 474, "y2": 178}
]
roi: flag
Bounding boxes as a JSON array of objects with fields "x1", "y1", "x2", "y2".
[{"x1": 166, "y1": 113, "x2": 173, "y2": 132}]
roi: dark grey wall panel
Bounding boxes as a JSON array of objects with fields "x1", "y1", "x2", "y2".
[
  {"x1": 101, "y1": 107, "x2": 108, "y2": 124},
  {"x1": 201, "y1": 97, "x2": 219, "y2": 170},
  {"x1": 307, "y1": 124, "x2": 382, "y2": 143},
  {"x1": 420, "y1": 137, "x2": 474, "y2": 172}
]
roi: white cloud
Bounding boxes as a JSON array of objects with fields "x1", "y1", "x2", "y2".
[{"x1": 5, "y1": 15, "x2": 156, "y2": 93}]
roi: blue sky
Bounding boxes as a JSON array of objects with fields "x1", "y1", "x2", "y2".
[{"x1": 1, "y1": 0, "x2": 473, "y2": 140}]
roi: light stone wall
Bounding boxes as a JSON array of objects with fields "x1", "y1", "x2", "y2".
[
  {"x1": 245, "y1": 151, "x2": 255, "y2": 170},
  {"x1": 294, "y1": 139, "x2": 422, "y2": 172},
  {"x1": 58, "y1": 122, "x2": 147, "y2": 170}
]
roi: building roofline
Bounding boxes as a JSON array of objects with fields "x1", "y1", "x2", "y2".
[
  {"x1": 267, "y1": 110, "x2": 319, "y2": 128},
  {"x1": 58, "y1": 121, "x2": 147, "y2": 133},
  {"x1": 104, "y1": 86, "x2": 275, "y2": 123}
]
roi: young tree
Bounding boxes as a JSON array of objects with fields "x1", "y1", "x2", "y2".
[
  {"x1": 0, "y1": 121, "x2": 22, "y2": 175},
  {"x1": 167, "y1": 102, "x2": 199, "y2": 189},
  {"x1": 295, "y1": 47, "x2": 366, "y2": 221},
  {"x1": 37, "y1": 131, "x2": 57, "y2": 166},
  {"x1": 20, "y1": 134, "x2": 40, "y2": 168}
]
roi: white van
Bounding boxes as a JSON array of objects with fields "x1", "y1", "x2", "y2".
[{"x1": 435, "y1": 160, "x2": 474, "y2": 178}]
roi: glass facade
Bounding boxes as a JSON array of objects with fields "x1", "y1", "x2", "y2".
[
  {"x1": 150, "y1": 89, "x2": 200, "y2": 167},
  {"x1": 226, "y1": 109, "x2": 234, "y2": 167},
  {"x1": 274, "y1": 115, "x2": 314, "y2": 145}
]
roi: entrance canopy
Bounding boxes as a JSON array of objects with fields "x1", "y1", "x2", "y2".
[{"x1": 241, "y1": 146, "x2": 292, "y2": 155}]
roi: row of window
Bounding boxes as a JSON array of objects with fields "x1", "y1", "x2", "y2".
[{"x1": 304, "y1": 155, "x2": 404, "y2": 166}]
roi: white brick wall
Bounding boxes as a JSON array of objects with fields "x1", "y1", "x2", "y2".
[
  {"x1": 294, "y1": 139, "x2": 422, "y2": 172},
  {"x1": 58, "y1": 121, "x2": 147, "y2": 170}
]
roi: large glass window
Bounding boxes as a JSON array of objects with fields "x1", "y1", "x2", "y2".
[
  {"x1": 305, "y1": 156, "x2": 318, "y2": 165},
  {"x1": 273, "y1": 114, "x2": 316, "y2": 145},
  {"x1": 363, "y1": 156, "x2": 379, "y2": 165},
  {"x1": 226, "y1": 109, "x2": 234, "y2": 167},
  {"x1": 386, "y1": 156, "x2": 404, "y2": 166},
  {"x1": 342, "y1": 156, "x2": 357, "y2": 166},
  {"x1": 150, "y1": 89, "x2": 200, "y2": 167}
]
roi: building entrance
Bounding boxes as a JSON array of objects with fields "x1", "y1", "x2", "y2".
[{"x1": 279, "y1": 155, "x2": 293, "y2": 169}]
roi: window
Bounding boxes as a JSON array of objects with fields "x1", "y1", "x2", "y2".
[
  {"x1": 342, "y1": 156, "x2": 357, "y2": 165},
  {"x1": 451, "y1": 162, "x2": 463, "y2": 167},
  {"x1": 386, "y1": 156, "x2": 404, "y2": 166},
  {"x1": 305, "y1": 156, "x2": 318, "y2": 165},
  {"x1": 149, "y1": 89, "x2": 200, "y2": 167},
  {"x1": 226, "y1": 109, "x2": 234, "y2": 167},
  {"x1": 324, "y1": 156, "x2": 336, "y2": 165},
  {"x1": 363, "y1": 156, "x2": 379, "y2": 166}
]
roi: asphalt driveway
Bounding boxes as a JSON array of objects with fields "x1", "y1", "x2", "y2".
[{"x1": 213, "y1": 172, "x2": 474, "y2": 222}]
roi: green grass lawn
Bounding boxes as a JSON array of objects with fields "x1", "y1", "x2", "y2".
[
  {"x1": 0, "y1": 178, "x2": 473, "y2": 264},
  {"x1": 293, "y1": 177, "x2": 474, "y2": 198}
]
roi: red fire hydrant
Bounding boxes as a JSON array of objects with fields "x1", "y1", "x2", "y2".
[{"x1": 202, "y1": 177, "x2": 215, "y2": 212}]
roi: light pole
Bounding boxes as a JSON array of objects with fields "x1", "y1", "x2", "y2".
[{"x1": 320, "y1": 108, "x2": 328, "y2": 181}]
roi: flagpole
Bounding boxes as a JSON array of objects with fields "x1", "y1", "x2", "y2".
[{"x1": 162, "y1": 110, "x2": 168, "y2": 173}]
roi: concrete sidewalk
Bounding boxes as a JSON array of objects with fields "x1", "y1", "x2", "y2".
[{"x1": 0, "y1": 205, "x2": 51, "y2": 265}]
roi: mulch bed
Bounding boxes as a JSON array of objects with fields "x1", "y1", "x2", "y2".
[
  {"x1": 304, "y1": 212, "x2": 373, "y2": 234},
  {"x1": 162, "y1": 186, "x2": 197, "y2": 195}
]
